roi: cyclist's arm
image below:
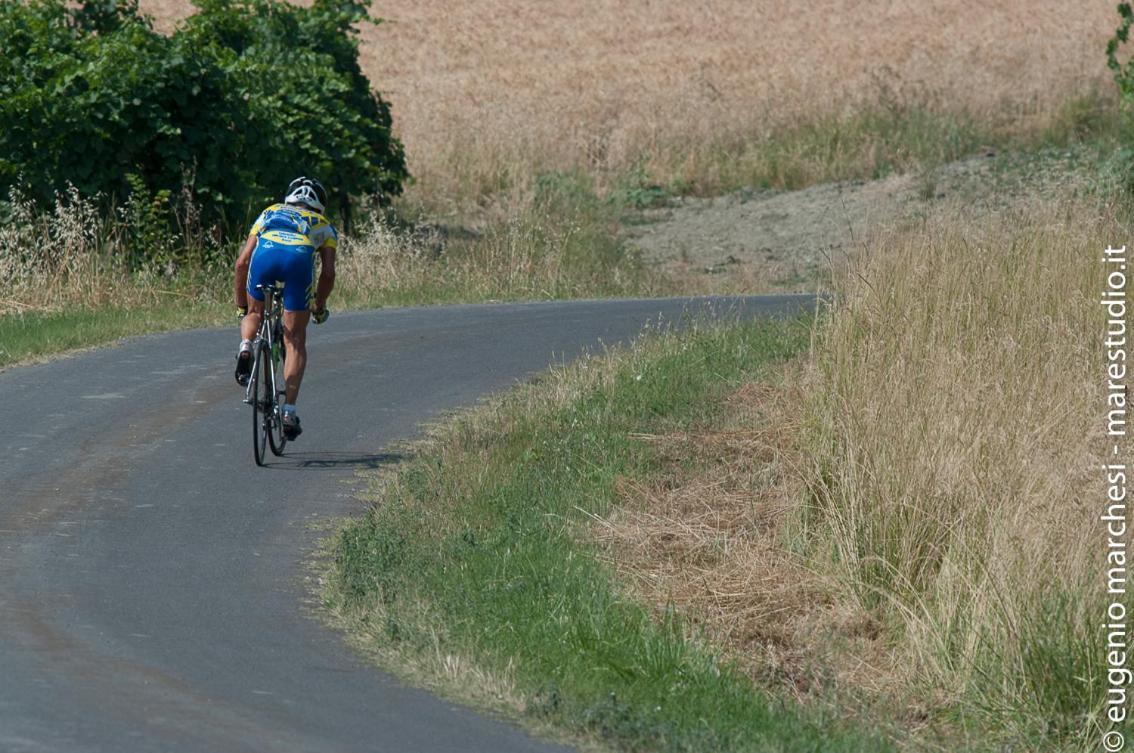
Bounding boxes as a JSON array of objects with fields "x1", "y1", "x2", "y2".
[
  {"x1": 314, "y1": 243, "x2": 336, "y2": 312},
  {"x1": 233, "y1": 234, "x2": 257, "y2": 309}
]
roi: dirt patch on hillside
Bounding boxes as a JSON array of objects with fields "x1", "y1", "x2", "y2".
[
  {"x1": 623, "y1": 150, "x2": 1086, "y2": 291},
  {"x1": 624, "y1": 174, "x2": 915, "y2": 289}
]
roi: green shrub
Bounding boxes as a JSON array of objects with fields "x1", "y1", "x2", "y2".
[
  {"x1": 1107, "y1": 4, "x2": 1134, "y2": 197},
  {"x1": 0, "y1": 0, "x2": 407, "y2": 237}
]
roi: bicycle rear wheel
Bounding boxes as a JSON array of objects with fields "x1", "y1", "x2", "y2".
[
  {"x1": 267, "y1": 350, "x2": 288, "y2": 456},
  {"x1": 252, "y1": 342, "x2": 271, "y2": 466}
]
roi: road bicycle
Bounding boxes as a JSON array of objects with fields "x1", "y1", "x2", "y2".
[{"x1": 243, "y1": 283, "x2": 288, "y2": 465}]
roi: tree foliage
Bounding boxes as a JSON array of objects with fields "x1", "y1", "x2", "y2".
[
  {"x1": 1108, "y1": 3, "x2": 1134, "y2": 111},
  {"x1": 0, "y1": 0, "x2": 407, "y2": 232}
]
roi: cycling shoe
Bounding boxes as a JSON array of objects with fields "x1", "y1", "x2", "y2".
[{"x1": 235, "y1": 350, "x2": 252, "y2": 386}]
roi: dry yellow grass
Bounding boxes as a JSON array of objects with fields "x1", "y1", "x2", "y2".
[
  {"x1": 589, "y1": 376, "x2": 924, "y2": 743},
  {"x1": 0, "y1": 187, "x2": 233, "y2": 367},
  {"x1": 800, "y1": 196, "x2": 1112, "y2": 746},
  {"x1": 590, "y1": 194, "x2": 1120, "y2": 749},
  {"x1": 140, "y1": 0, "x2": 1116, "y2": 206},
  {"x1": 593, "y1": 378, "x2": 895, "y2": 702},
  {"x1": 0, "y1": 187, "x2": 222, "y2": 314}
]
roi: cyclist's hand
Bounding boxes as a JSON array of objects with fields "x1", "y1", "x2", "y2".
[{"x1": 312, "y1": 307, "x2": 330, "y2": 325}]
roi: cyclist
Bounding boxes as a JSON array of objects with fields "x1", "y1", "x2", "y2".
[{"x1": 233, "y1": 177, "x2": 337, "y2": 440}]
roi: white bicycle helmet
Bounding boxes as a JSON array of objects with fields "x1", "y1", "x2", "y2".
[{"x1": 283, "y1": 177, "x2": 327, "y2": 213}]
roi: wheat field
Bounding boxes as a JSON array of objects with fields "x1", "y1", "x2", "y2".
[{"x1": 139, "y1": 0, "x2": 1117, "y2": 204}]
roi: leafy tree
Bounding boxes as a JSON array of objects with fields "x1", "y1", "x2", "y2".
[
  {"x1": 1107, "y1": 4, "x2": 1134, "y2": 192},
  {"x1": 1109, "y1": 3, "x2": 1134, "y2": 93},
  {"x1": 0, "y1": 0, "x2": 406, "y2": 238}
]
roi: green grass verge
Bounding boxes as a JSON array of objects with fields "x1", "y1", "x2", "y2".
[
  {"x1": 324, "y1": 318, "x2": 893, "y2": 753},
  {"x1": 0, "y1": 302, "x2": 228, "y2": 369}
]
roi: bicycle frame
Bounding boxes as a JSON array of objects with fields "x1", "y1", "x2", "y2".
[
  {"x1": 243, "y1": 283, "x2": 288, "y2": 464},
  {"x1": 242, "y1": 284, "x2": 284, "y2": 407}
]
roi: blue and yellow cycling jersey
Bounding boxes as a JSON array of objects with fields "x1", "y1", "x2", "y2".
[
  {"x1": 246, "y1": 203, "x2": 338, "y2": 312},
  {"x1": 249, "y1": 203, "x2": 337, "y2": 250}
]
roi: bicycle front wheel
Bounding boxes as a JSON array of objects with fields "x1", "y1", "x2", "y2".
[{"x1": 252, "y1": 342, "x2": 271, "y2": 466}]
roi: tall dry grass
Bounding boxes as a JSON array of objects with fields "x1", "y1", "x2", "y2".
[
  {"x1": 0, "y1": 184, "x2": 658, "y2": 318},
  {"x1": 281, "y1": 193, "x2": 662, "y2": 307},
  {"x1": 0, "y1": 187, "x2": 226, "y2": 315},
  {"x1": 800, "y1": 197, "x2": 1117, "y2": 747},
  {"x1": 1, "y1": 187, "x2": 110, "y2": 313}
]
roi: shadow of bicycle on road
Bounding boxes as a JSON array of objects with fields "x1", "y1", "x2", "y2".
[{"x1": 260, "y1": 450, "x2": 406, "y2": 470}]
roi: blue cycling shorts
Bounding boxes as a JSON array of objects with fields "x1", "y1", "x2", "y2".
[{"x1": 246, "y1": 238, "x2": 316, "y2": 312}]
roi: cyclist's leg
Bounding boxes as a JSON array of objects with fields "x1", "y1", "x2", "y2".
[
  {"x1": 243, "y1": 242, "x2": 279, "y2": 341},
  {"x1": 236, "y1": 245, "x2": 276, "y2": 384},
  {"x1": 278, "y1": 248, "x2": 317, "y2": 406},
  {"x1": 241, "y1": 299, "x2": 265, "y2": 341},
  {"x1": 235, "y1": 296, "x2": 265, "y2": 384},
  {"x1": 281, "y1": 309, "x2": 311, "y2": 404}
]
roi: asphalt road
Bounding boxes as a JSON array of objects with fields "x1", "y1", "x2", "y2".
[{"x1": 0, "y1": 295, "x2": 813, "y2": 753}]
